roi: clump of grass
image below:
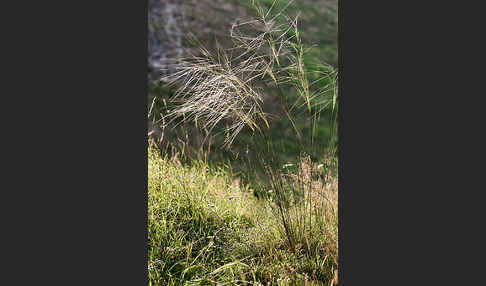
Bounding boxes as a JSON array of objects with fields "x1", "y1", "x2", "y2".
[
  {"x1": 148, "y1": 142, "x2": 338, "y2": 285},
  {"x1": 151, "y1": 0, "x2": 339, "y2": 285},
  {"x1": 162, "y1": 0, "x2": 337, "y2": 148},
  {"x1": 266, "y1": 153, "x2": 338, "y2": 262},
  {"x1": 148, "y1": 142, "x2": 259, "y2": 285},
  {"x1": 163, "y1": 44, "x2": 268, "y2": 147}
]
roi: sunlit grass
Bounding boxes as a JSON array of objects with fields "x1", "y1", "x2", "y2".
[{"x1": 148, "y1": 143, "x2": 338, "y2": 285}]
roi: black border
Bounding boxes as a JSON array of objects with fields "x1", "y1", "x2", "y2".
[{"x1": 9, "y1": 1, "x2": 149, "y2": 284}]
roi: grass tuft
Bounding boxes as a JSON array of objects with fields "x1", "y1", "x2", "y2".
[
  {"x1": 149, "y1": 1, "x2": 339, "y2": 285},
  {"x1": 148, "y1": 143, "x2": 338, "y2": 285}
]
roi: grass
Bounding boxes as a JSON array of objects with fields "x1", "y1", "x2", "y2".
[
  {"x1": 149, "y1": 0, "x2": 338, "y2": 165},
  {"x1": 148, "y1": 143, "x2": 338, "y2": 285},
  {"x1": 237, "y1": 0, "x2": 338, "y2": 67},
  {"x1": 148, "y1": 1, "x2": 339, "y2": 285},
  {"x1": 160, "y1": 0, "x2": 337, "y2": 154}
]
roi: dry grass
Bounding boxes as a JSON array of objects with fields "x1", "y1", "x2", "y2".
[
  {"x1": 150, "y1": 1, "x2": 339, "y2": 285},
  {"x1": 161, "y1": 0, "x2": 336, "y2": 148},
  {"x1": 265, "y1": 153, "x2": 338, "y2": 265}
]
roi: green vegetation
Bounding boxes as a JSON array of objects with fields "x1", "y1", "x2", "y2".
[
  {"x1": 148, "y1": 1, "x2": 339, "y2": 285},
  {"x1": 148, "y1": 143, "x2": 338, "y2": 285}
]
